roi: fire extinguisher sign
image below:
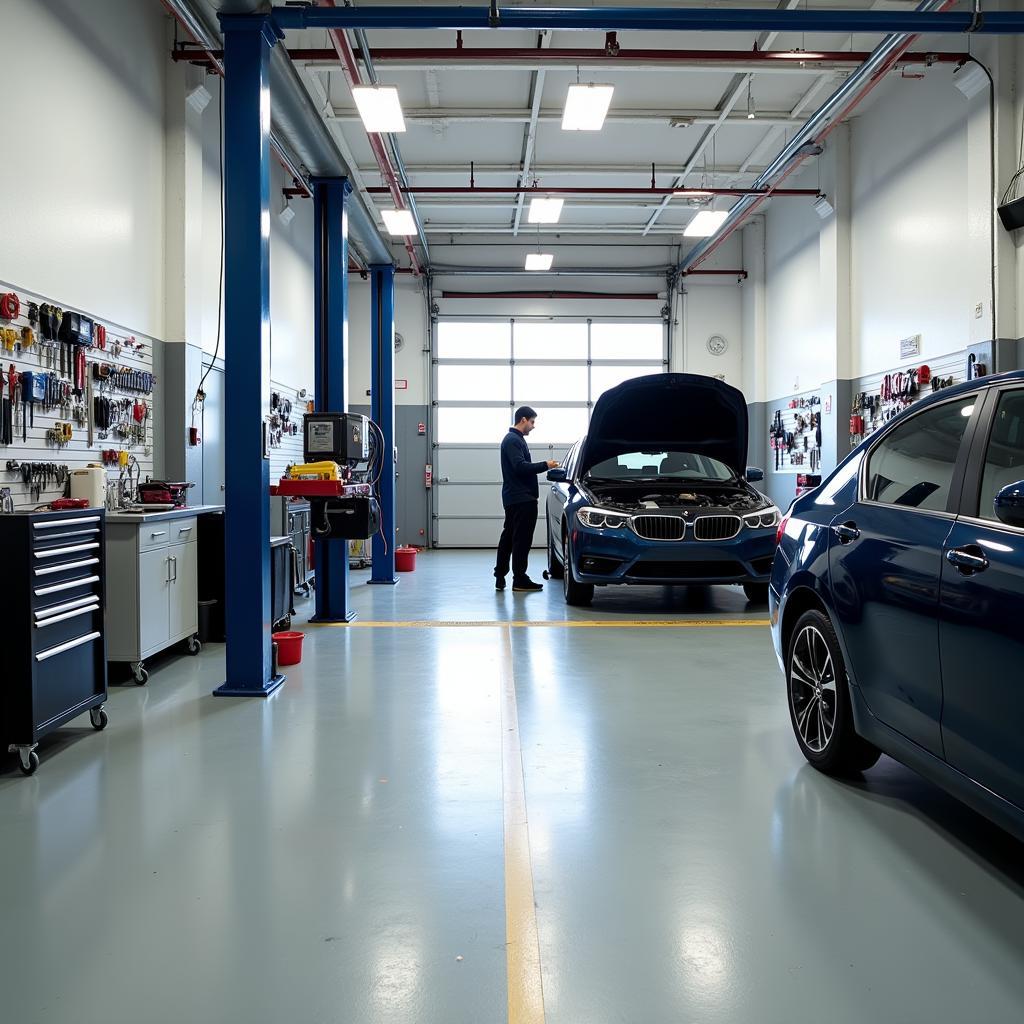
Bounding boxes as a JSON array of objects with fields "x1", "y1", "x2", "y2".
[{"x1": 424, "y1": 464, "x2": 433, "y2": 489}]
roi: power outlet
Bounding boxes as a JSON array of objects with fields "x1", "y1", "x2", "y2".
[{"x1": 975, "y1": 302, "x2": 984, "y2": 319}]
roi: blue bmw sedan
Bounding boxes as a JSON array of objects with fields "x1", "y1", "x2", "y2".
[
  {"x1": 771, "y1": 369, "x2": 1024, "y2": 840},
  {"x1": 545, "y1": 373, "x2": 780, "y2": 606}
]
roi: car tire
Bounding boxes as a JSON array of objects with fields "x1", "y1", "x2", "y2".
[
  {"x1": 562, "y1": 531, "x2": 594, "y2": 607},
  {"x1": 547, "y1": 519, "x2": 564, "y2": 580},
  {"x1": 743, "y1": 582, "x2": 769, "y2": 604},
  {"x1": 786, "y1": 609, "x2": 881, "y2": 776}
]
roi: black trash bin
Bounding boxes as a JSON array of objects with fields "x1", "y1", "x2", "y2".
[{"x1": 198, "y1": 599, "x2": 218, "y2": 644}]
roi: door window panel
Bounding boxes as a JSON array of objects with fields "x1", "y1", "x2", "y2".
[
  {"x1": 590, "y1": 364, "x2": 661, "y2": 399},
  {"x1": 976, "y1": 389, "x2": 1024, "y2": 521},
  {"x1": 514, "y1": 322, "x2": 588, "y2": 360},
  {"x1": 590, "y1": 322, "x2": 663, "y2": 360},
  {"x1": 514, "y1": 364, "x2": 588, "y2": 404},
  {"x1": 866, "y1": 397, "x2": 976, "y2": 511},
  {"x1": 437, "y1": 321, "x2": 511, "y2": 359},
  {"x1": 437, "y1": 407, "x2": 512, "y2": 444},
  {"x1": 526, "y1": 407, "x2": 589, "y2": 445},
  {"x1": 437, "y1": 364, "x2": 511, "y2": 402}
]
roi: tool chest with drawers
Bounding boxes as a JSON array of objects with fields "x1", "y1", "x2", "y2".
[{"x1": 0, "y1": 509, "x2": 109, "y2": 776}]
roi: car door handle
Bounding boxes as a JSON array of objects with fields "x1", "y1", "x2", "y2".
[
  {"x1": 945, "y1": 546, "x2": 989, "y2": 574},
  {"x1": 832, "y1": 522, "x2": 860, "y2": 544}
]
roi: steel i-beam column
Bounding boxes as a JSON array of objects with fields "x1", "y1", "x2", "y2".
[
  {"x1": 311, "y1": 177, "x2": 357, "y2": 621},
  {"x1": 369, "y1": 264, "x2": 398, "y2": 584},
  {"x1": 214, "y1": 13, "x2": 285, "y2": 698}
]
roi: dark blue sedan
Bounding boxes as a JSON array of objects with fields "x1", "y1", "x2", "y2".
[
  {"x1": 545, "y1": 373, "x2": 780, "y2": 606},
  {"x1": 771, "y1": 370, "x2": 1024, "y2": 840}
]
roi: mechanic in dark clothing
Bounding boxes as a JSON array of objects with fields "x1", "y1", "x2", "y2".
[{"x1": 495, "y1": 406, "x2": 559, "y2": 592}]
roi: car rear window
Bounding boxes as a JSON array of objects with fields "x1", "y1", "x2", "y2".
[
  {"x1": 865, "y1": 396, "x2": 976, "y2": 511},
  {"x1": 976, "y1": 389, "x2": 1024, "y2": 521}
]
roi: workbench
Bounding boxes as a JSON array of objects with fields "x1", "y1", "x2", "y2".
[{"x1": 104, "y1": 505, "x2": 223, "y2": 684}]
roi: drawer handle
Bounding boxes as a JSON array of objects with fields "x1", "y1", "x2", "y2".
[
  {"x1": 36, "y1": 594, "x2": 101, "y2": 619},
  {"x1": 35, "y1": 557, "x2": 100, "y2": 577},
  {"x1": 178, "y1": 526, "x2": 192, "y2": 533},
  {"x1": 35, "y1": 603, "x2": 101, "y2": 628},
  {"x1": 38, "y1": 529, "x2": 100, "y2": 542},
  {"x1": 149, "y1": 531, "x2": 168, "y2": 538},
  {"x1": 33, "y1": 516, "x2": 102, "y2": 530},
  {"x1": 35, "y1": 631, "x2": 101, "y2": 662},
  {"x1": 34, "y1": 542, "x2": 100, "y2": 560},
  {"x1": 35, "y1": 574, "x2": 100, "y2": 596}
]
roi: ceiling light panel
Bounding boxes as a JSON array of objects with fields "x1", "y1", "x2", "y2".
[
  {"x1": 351, "y1": 86, "x2": 407, "y2": 133},
  {"x1": 525, "y1": 253, "x2": 554, "y2": 271},
  {"x1": 562, "y1": 84, "x2": 615, "y2": 131},
  {"x1": 381, "y1": 209, "x2": 417, "y2": 236},
  {"x1": 528, "y1": 197, "x2": 565, "y2": 224},
  {"x1": 684, "y1": 210, "x2": 729, "y2": 237}
]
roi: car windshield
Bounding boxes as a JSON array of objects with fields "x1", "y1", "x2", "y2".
[{"x1": 586, "y1": 451, "x2": 735, "y2": 482}]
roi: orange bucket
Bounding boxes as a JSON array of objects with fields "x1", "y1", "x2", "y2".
[{"x1": 272, "y1": 631, "x2": 305, "y2": 665}]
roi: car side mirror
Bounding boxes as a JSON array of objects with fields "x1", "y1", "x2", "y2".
[
  {"x1": 547, "y1": 468, "x2": 567, "y2": 483},
  {"x1": 746, "y1": 467, "x2": 765, "y2": 483},
  {"x1": 994, "y1": 480, "x2": 1024, "y2": 528}
]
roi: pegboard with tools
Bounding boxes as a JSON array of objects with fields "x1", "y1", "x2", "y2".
[
  {"x1": 847, "y1": 349, "x2": 969, "y2": 449},
  {"x1": 0, "y1": 280, "x2": 158, "y2": 509},
  {"x1": 768, "y1": 392, "x2": 823, "y2": 474}
]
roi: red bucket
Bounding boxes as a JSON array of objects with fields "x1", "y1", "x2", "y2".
[
  {"x1": 395, "y1": 546, "x2": 417, "y2": 572},
  {"x1": 272, "y1": 631, "x2": 305, "y2": 666}
]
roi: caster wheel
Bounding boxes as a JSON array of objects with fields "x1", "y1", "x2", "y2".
[
  {"x1": 90, "y1": 708, "x2": 108, "y2": 732},
  {"x1": 542, "y1": 570, "x2": 550, "y2": 580},
  {"x1": 132, "y1": 664, "x2": 149, "y2": 686},
  {"x1": 187, "y1": 636, "x2": 202, "y2": 656},
  {"x1": 19, "y1": 751, "x2": 39, "y2": 777}
]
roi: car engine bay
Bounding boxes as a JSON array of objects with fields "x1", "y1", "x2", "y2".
[{"x1": 584, "y1": 480, "x2": 769, "y2": 514}]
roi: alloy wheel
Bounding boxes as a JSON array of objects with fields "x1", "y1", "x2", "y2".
[{"x1": 789, "y1": 625, "x2": 838, "y2": 754}]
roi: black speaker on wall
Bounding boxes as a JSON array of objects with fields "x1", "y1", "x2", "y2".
[{"x1": 998, "y1": 195, "x2": 1024, "y2": 233}]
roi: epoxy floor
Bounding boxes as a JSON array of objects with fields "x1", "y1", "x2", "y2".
[{"x1": 2, "y1": 550, "x2": 1023, "y2": 1023}]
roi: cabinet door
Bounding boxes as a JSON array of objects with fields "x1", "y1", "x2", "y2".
[
  {"x1": 169, "y1": 540, "x2": 198, "y2": 640},
  {"x1": 139, "y1": 548, "x2": 171, "y2": 654}
]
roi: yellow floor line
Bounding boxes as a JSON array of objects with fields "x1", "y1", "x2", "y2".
[
  {"x1": 500, "y1": 624, "x2": 546, "y2": 1024},
  {"x1": 312, "y1": 619, "x2": 770, "y2": 629}
]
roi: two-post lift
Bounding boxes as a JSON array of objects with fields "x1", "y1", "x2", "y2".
[{"x1": 213, "y1": 14, "x2": 398, "y2": 698}]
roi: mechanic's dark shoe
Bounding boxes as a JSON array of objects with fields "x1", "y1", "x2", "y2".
[
  {"x1": 512, "y1": 578, "x2": 543, "y2": 592},
  {"x1": 495, "y1": 576, "x2": 506, "y2": 591}
]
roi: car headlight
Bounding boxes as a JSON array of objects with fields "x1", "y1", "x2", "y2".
[
  {"x1": 577, "y1": 506, "x2": 630, "y2": 530},
  {"x1": 744, "y1": 505, "x2": 781, "y2": 531}
]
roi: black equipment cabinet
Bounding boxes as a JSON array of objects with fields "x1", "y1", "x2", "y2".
[{"x1": 0, "y1": 509, "x2": 109, "y2": 776}]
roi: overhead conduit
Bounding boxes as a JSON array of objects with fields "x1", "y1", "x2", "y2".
[{"x1": 679, "y1": 0, "x2": 959, "y2": 274}]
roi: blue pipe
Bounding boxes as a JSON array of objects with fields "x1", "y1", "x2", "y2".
[{"x1": 272, "y1": 6, "x2": 1024, "y2": 34}]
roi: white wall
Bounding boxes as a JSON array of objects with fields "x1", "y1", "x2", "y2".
[
  {"x1": 681, "y1": 283, "x2": 744, "y2": 386},
  {"x1": 0, "y1": 0, "x2": 167, "y2": 339},
  {"x1": 759, "y1": 66, "x2": 991, "y2": 402}
]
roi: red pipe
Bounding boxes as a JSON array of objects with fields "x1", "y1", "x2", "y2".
[
  {"x1": 162, "y1": 5, "x2": 313, "y2": 199},
  {"x1": 688, "y1": 2, "x2": 958, "y2": 271},
  {"x1": 169, "y1": 46, "x2": 966, "y2": 69},
  {"x1": 317, "y1": 0, "x2": 422, "y2": 275},
  {"x1": 365, "y1": 185, "x2": 819, "y2": 197},
  {"x1": 441, "y1": 291, "x2": 660, "y2": 300}
]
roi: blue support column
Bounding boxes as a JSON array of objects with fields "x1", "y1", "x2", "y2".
[
  {"x1": 214, "y1": 14, "x2": 285, "y2": 698},
  {"x1": 369, "y1": 264, "x2": 398, "y2": 584},
  {"x1": 310, "y1": 177, "x2": 356, "y2": 622}
]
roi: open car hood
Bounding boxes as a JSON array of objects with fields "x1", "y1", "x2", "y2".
[{"x1": 579, "y1": 373, "x2": 749, "y2": 477}]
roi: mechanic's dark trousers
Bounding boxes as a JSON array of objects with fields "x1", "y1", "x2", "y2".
[{"x1": 495, "y1": 500, "x2": 538, "y2": 583}]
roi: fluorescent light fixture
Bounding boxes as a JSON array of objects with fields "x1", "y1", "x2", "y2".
[
  {"x1": 774, "y1": 50, "x2": 826, "y2": 60},
  {"x1": 684, "y1": 210, "x2": 729, "y2": 237},
  {"x1": 528, "y1": 197, "x2": 564, "y2": 224},
  {"x1": 561, "y1": 83, "x2": 614, "y2": 131},
  {"x1": 351, "y1": 86, "x2": 406, "y2": 133},
  {"x1": 813, "y1": 195, "x2": 835, "y2": 219},
  {"x1": 525, "y1": 253, "x2": 554, "y2": 271},
  {"x1": 381, "y1": 209, "x2": 417, "y2": 236},
  {"x1": 673, "y1": 190, "x2": 714, "y2": 198}
]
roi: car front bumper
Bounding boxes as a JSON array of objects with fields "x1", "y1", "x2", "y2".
[{"x1": 570, "y1": 525, "x2": 777, "y2": 585}]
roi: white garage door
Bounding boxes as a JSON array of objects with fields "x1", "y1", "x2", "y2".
[{"x1": 432, "y1": 317, "x2": 666, "y2": 548}]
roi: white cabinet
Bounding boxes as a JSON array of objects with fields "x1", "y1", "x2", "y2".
[{"x1": 106, "y1": 514, "x2": 202, "y2": 683}]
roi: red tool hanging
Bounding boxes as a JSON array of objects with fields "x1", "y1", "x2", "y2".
[{"x1": 0, "y1": 293, "x2": 20, "y2": 321}]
